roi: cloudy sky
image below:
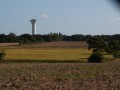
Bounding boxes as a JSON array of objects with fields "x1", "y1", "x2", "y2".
[{"x1": 0, "y1": 0, "x2": 120, "y2": 35}]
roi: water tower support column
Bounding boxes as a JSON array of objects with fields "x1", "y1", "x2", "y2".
[{"x1": 30, "y1": 19, "x2": 37, "y2": 35}]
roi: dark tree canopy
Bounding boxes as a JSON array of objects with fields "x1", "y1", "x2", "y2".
[
  {"x1": 107, "y1": 40, "x2": 120, "y2": 59},
  {"x1": 87, "y1": 37, "x2": 107, "y2": 52},
  {"x1": 0, "y1": 32, "x2": 120, "y2": 45}
]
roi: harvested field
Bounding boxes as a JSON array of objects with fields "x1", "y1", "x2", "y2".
[
  {"x1": 0, "y1": 59, "x2": 120, "y2": 90},
  {"x1": 0, "y1": 41, "x2": 118, "y2": 90},
  {"x1": 19, "y1": 41, "x2": 88, "y2": 48},
  {"x1": 0, "y1": 43, "x2": 19, "y2": 47},
  {"x1": 0, "y1": 42, "x2": 91, "y2": 61},
  {"x1": 5, "y1": 48, "x2": 92, "y2": 61},
  {"x1": 0, "y1": 41, "x2": 88, "y2": 48}
]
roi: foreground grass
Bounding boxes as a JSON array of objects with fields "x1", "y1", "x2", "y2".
[{"x1": 0, "y1": 59, "x2": 119, "y2": 89}]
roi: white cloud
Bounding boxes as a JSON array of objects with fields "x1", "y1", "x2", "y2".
[{"x1": 42, "y1": 14, "x2": 49, "y2": 19}]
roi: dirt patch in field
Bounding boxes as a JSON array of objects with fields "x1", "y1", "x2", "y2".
[
  {"x1": 0, "y1": 43, "x2": 19, "y2": 47},
  {"x1": 21, "y1": 41, "x2": 88, "y2": 48},
  {"x1": 0, "y1": 59, "x2": 119, "y2": 90},
  {"x1": 0, "y1": 42, "x2": 88, "y2": 48}
]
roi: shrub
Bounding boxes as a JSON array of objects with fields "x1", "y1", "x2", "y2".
[
  {"x1": 0, "y1": 50, "x2": 6, "y2": 60},
  {"x1": 113, "y1": 51, "x2": 120, "y2": 59},
  {"x1": 88, "y1": 52, "x2": 104, "y2": 63},
  {"x1": 0, "y1": 53, "x2": 5, "y2": 60}
]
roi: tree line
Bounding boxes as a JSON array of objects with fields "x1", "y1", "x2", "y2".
[
  {"x1": 0, "y1": 32, "x2": 120, "y2": 60},
  {"x1": 87, "y1": 37, "x2": 120, "y2": 59},
  {"x1": 0, "y1": 33, "x2": 120, "y2": 44}
]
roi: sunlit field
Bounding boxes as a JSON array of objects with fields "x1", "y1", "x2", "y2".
[
  {"x1": 5, "y1": 48, "x2": 91, "y2": 61},
  {"x1": 0, "y1": 42, "x2": 119, "y2": 90},
  {"x1": 0, "y1": 42, "x2": 112, "y2": 62}
]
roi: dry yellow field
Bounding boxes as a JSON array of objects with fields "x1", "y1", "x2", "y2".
[
  {"x1": 5, "y1": 48, "x2": 92, "y2": 61},
  {"x1": 0, "y1": 42, "x2": 113, "y2": 61}
]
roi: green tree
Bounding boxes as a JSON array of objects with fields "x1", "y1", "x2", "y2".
[
  {"x1": 34, "y1": 35, "x2": 44, "y2": 42},
  {"x1": 88, "y1": 52, "x2": 104, "y2": 63},
  {"x1": 6, "y1": 33, "x2": 18, "y2": 42},
  {"x1": 107, "y1": 40, "x2": 120, "y2": 59},
  {"x1": 19, "y1": 34, "x2": 36, "y2": 45},
  {"x1": 0, "y1": 34, "x2": 6, "y2": 43},
  {"x1": 87, "y1": 37, "x2": 107, "y2": 53}
]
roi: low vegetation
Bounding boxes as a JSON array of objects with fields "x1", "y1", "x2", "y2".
[
  {"x1": 88, "y1": 52, "x2": 104, "y2": 63},
  {"x1": 87, "y1": 37, "x2": 120, "y2": 59},
  {"x1": 0, "y1": 49, "x2": 6, "y2": 60}
]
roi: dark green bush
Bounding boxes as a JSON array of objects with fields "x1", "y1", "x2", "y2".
[
  {"x1": 0, "y1": 52, "x2": 5, "y2": 60},
  {"x1": 88, "y1": 52, "x2": 104, "y2": 63},
  {"x1": 113, "y1": 51, "x2": 120, "y2": 59},
  {"x1": 0, "y1": 49, "x2": 6, "y2": 60}
]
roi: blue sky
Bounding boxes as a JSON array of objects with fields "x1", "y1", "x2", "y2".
[{"x1": 0, "y1": 0, "x2": 120, "y2": 35}]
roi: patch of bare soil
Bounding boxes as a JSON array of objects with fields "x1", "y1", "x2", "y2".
[
  {"x1": 0, "y1": 43, "x2": 19, "y2": 46},
  {"x1": 21, "y1": 41, "x2": 88, "y2": 48},
  {"x1": 0, "y1": 41, "x2": 88, "y2": 48},
  {"x1": 0, "y1": 59, "x2": 119, "y2": 90}
]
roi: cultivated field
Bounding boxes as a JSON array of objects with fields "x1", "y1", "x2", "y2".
[
  {"x1": 0, "y1": 60, "x2": 120, "y2": 90},
  {"x1": 0, "y1": 43, "x2": 19, "y2": 46},
  {"x1": 0, "y1": 42, "x2": 119, "y2": 90},
  {"x1": 0, "y1": 42, "x2": 112, "y2": 61},
  {"x1": 5, "y1": 48, "x2": 92, "y2": 61}
]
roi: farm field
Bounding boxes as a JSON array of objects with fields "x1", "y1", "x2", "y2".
[
  {"x1": 1, "y1": 42, "x2": 90, "y2": 61},
  {"x1": 0, "y1": 41, "x2": 112, "y2": 62},
  {"x1": 5, "y1": 48, "x2": 91, "y2": 61},
  {"x1": 0, "y1": 41, "x2": 119, "y2": 90},
  {"x1": 0, "y1": 59, "x2": 120, "y2": 89}
]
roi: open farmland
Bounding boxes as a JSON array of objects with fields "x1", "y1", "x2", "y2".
[
  {"x1": 0, "y1": 41, "x2": 88, "y2": 48},
  {"x1": 1, "y1": 42, "x2": 91, "y2": 62},
  {"x1": 0, "y1": 59, "x2": 120, "y2": 89},
  {"x1": 0, "y1": 43, "x2": 19, "y2": 47},
  {"x1": 0, "y1": 42, "x2": 119, "y2": 90},
  {"x1": 0, "y1": 42, "x2": 112, "y2": 61},
  {"x1": 5, "y1": 48, "x2": 92, "y2": 61}
]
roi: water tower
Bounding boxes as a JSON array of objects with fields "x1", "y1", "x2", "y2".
[{"x1": 30, "y1": 19, "x2": 37, "y2": 35}]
